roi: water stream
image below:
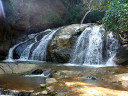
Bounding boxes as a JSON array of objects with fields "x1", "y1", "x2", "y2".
[
  {"x1": 5, "y1": 25, "x2": 119, "y2": 66},
  {"x1": 31, "y1": 28, "x2": 60, "y2": 61},
  {"x1": 71, "y1": 25, "x2": 119, "y2": 65}
]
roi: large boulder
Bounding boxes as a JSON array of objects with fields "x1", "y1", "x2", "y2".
[
  {"x1": 47, "y1": 24, "x2": 92, "y2": 63},
  {"x1": 3, "y1": 0, "x2": 67, "y2": 34},
  {"x1": 113, "y1": 44, "x2": 128, "y2": 65}
]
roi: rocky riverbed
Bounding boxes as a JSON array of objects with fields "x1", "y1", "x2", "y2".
[{"x1": 0, "y1": 62, "x2": 128, "y2": 96}]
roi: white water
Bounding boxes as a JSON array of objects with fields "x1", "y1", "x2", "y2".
[
  {"x1": 106, "y1": 32, "x2": 119, "y2": 58},
  {"x1": 5, "y1": 25, "x2": 119, "y2": 66},
  {"x1": 25, "y1": 73, "x2": 45, "y2": 77},
  {"x1": 0, "y1": 0, "x2": 5, "y2": 18},
  {"x1": 4, "y1": 42, "x2": 23, "y2": 62},
  {"x1": 71, "y1": 25, "x2": 119, "y2": 66},
  {"x1": 4, "y1": 28, "x2": 55, "y2": 62},
  {"x1": 85, "y1": 26, "x2": 103, "y2": 64},
  {"x1": 31, "y1": 28, "x2": 61, "y2": 61},
  {"x1": 20, "y1": 43, "x2": 34, "y2": 60},
  {"x1": 71, "y1": 26, "x2": 103, "y2": 65},
  {"x1": 105, "y1": 32, "x2": 119, "y2": 66}
]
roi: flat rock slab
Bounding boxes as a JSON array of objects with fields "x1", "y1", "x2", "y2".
[{"x1": 0, "y1": 63, "x2": 38, "y2": 74}]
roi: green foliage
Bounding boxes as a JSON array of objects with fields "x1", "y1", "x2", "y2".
[
  {"x1": 84, "y1": 10, "x2": 104, "y2": 23},
  {"x1": 103, "y1": 0, "x2": 128, "y2": 38},
  {"x1": 64, "y1": 4, "x2": 85, "y2": 24}
]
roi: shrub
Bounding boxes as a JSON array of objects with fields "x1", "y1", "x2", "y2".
[{"x1": 103, "y1": 0, "x2": 128, "y2": 38}]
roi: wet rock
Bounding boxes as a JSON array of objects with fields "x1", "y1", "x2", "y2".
[
  {"x1": 31, "y1": 69, "x2": 43, "y2": 75},
  {"x1": 36, "y1": 31, "x2": 51, "y2": 41},
  {"x1": 46, "y1": 78, "x2": 57, "y2": 85},
  {"x1": 33, "y1": 92, "x2": 40, "y2": 96},
  {"x1": 47, "y1": 24, "x2": 90, "y2": 63},
  {"x1": 13, "y1": 38, "x2": 35, "y2": 59},
  {"x1": 46, "y1": 86, "x2": 54, "y2": 93},
  {"x1": 18, "y1": 92, "x2": 32, "y2": 96},
  {"x1": 43, "y1": 68, "x2": 55, "y2": 77},
  {"x1": 40, "y1": 84, "x2": 46, "y2": 88},
  {"x1": 41, "y1": 90, "x2": 48, "y2": 95},
  {"x1": 113, "y1": 45, "x2": 128, "y2": 65},
  {"x1": 86, "y1": 76, "x2": 97, "y2": 80},
  {"x1": 53, "y1": 70, "x2": 81, "y2": 78},
  {"x1": 55, "y1": 92, "x2": 67, "y2": 96}
]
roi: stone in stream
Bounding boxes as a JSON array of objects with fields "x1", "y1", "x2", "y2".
[
  {"x1": 40, "y1": 84, "x2": 46, "y2": 88},
  {"x1": 31, "y1": 69, "x2": 43, "y2": 75},
  {"x1": 54, "y1": 93, "x2": 67, "y2": 96},
  {"x1": 40, "y1": 90, "x2": 48, "y2": 95},
  {"x1": 43, "y1": 68, "x2": 55, "y2": 77},
  {"x1": 46, "y1": 78, "x2": 57, "y2": 85}
]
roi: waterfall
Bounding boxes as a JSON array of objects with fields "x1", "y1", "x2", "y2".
[
  {"x1": 31, "y1": 28, "x2": 61, "y2": 61},
  {"x1": 105, "y1": 32, "x2": 120, "y2": 66},
  {"x1": 86, "y1": 26, "x2": 103, "y2": 64},
  {"x1": 4, "y1": 27, "x2": 61, "y2": 62},
  {"x1": 0, "y1": 0, "x2": 5, "y2": 18},
  {"x1": 71, "y1": 25, "x2": 103, "y2": 65},
  {"x1": 106, "y1": 32, "x2": 119, "y2": 58},
  {"x1": 20, "y1": 43, "x2": 34, "y2": 60},
  {"x1": 4, "y1": 42, "x2": 23, "y2": 62},
  {"x1": 71, "y1": 25, "x2": 119, "y2": 65}
]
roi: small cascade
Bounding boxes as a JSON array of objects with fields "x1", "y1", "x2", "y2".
[
  {"x1": 4, "y1": 42, "x2": 23, "y2": 62},
  {"x1": 0, "y1": 0, "x2": 5, "y2": 18},
  {"x1": 5, "y1": 27, "x2": 61, "y2": 62},
  {"x1": 71, "y1": 27, "x2": 90, "y2": 64},
  {"x1": 31, "y1": 28, "x2": 61, "y2": 61},
  {"x1": 106, "y1": 32, "x2": 119, "y2": 58},
  {"x1": 20, "y1": 43, "x2": 34, "y2": 60},
  {"x1": 71, "y1": 25, "x2": 119, "y2": 66},
  {"x1": 105, "y1": 32, "x2": 120, "y2": 66},
  {"x1": 86, "y1": 26, "x2": 103, "y2": 64},
  {"x1": 71, "y1": 25, "x2": 103, "y2": 65}
]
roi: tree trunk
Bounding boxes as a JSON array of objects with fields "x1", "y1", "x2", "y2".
[{"x1": 80, "y1": 10, "x2": 91, "y2": 25}]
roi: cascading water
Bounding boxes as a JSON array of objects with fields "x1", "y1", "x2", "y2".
[
  {"x1": 4, "y1": 42, "x2": 23, "y2": 62},
  {"x1": 105, "y1": 32, "x2": 120, "y2": 66},
  {"x1": 0, "y1": 0, "x2": 5, "y2": 18},
  {"x1": 71, "y1": 25, "x2": 119, "y2": 66},
  {"x1": 106, "y1": 32, "x2": 119, "y2": 58},
  {"x1": 86, "y1": 26, "x2": 103, "y2": 64},
  {"x1": 5, "y1": 27, "x2": 61, "y2": 62},
  {"x1": 31, "y1": 28, "x2": 60, "y2": 61},
  {"x1": 71, "y1": 25, "x2": 103, "y2": 65},
  {"x1": 20, "y1": 43, "x2": 34, "y2": 60}
]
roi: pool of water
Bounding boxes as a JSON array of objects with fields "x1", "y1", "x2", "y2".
[{"x1": 0, "y1": 74, "x2": 45, "y2": 91}]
